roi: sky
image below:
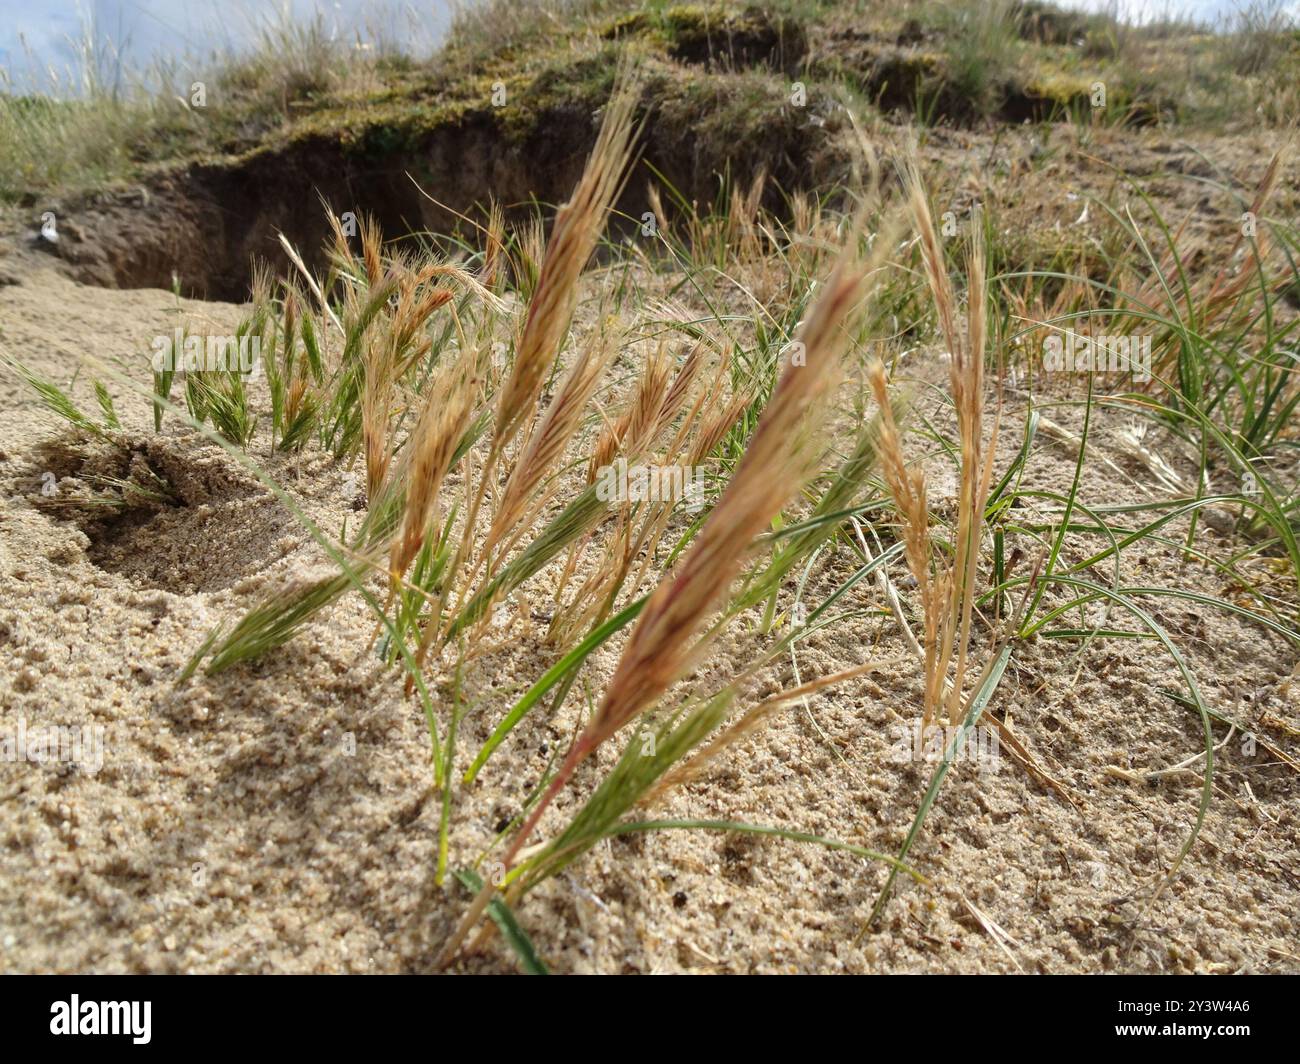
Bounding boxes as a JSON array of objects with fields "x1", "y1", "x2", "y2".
[
  {"x1": 1, "y1": 0, "x2": 1297, "y2": 95},
  {"x1": 1062, "y1": 0, "x2": 1290, "y2": 19},
  {"x1": 0, "y1": 1, "x2": 459, "y2": 92}
]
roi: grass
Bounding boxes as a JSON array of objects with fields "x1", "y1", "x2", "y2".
[
  {"x1": 6, "y1": 4, "x2": 1300, "y2": 974},
  {"x1": 436, "y1": 192, "x2": 907, "y2": 960},
  {"x1": 2, "y1": 0, "x2": 1299, "y2": 206}
]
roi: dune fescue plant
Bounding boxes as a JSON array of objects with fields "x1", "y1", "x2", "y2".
[
  {"x1": 873, "y1": 167, "x2": 999, "y2": 730},
  {"x1": 861, "y1": 155, "x2": 1300, "y2": 937},
  {"x1": 436, "y1": 201, "x2": 913, "y2": 963},
  {"x1": 183, "y1": 354, "x2": 258, "y2": 449},
  {"x1": 992, "y1": 145, "x2": 1300, "y2": 605},
  {"x1": 178, "y1": 68, "x2": 913, "y2": 924}
]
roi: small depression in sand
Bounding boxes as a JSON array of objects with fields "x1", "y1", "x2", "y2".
[{"x1": 22, "y1": 435, "x2": 296, "y2": 594}]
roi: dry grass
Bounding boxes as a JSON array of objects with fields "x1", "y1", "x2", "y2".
[
  {"x1": 866, "y1": 159, "x2": 999, "y2": 730},
  {"x1": 434, "y1": 196, "x2": 908, "y2": 963}
]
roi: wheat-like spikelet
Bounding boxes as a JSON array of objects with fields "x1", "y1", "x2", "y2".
[
  {"x1": 587, "y1": 346, "x2": 672, "y2": 481},
  {"x1": 514, "y1": 215, "x2": 547, "y2": 299},
  {"x1": 945, "y1": 213, "x2": 990, "y2": 724},
  {"x1": 645, "y1": 183, "x2": 669, "y2": 241},
  {"x1": 493, "y1": 66, "x2": 640, "y2": 450},
  {"x1": 558, "y1": 353, "x2": 720, "y2": 640},
  {"x1": 391, "y1": 283, "x2": 454, "y2": 364},
  {"x1": 727, "y1": 166, "x2": 767, "y2": 267},
  {"x1": 480, "y1": 200, "x2": 506, "y2": 290},
  {"x1": 866, "y1": 359, "x2": 943, "y2": 723},
  {"x1": 867, "y1": 362, "x2": 929, "y2": 585},
  {"x1": 437, "y1": 228, "x2": 887, "y2": 968},
  {"x1": 688, "y1": 388, "x2": 748, "y2": 466},
  {"x1": 656, "y1": 341, "x2": 706, "y2": 430},
  {"x1": 659, "y1": 345, "x2": 728, "y2": 459},
  {"x1": 498, "y1": 228, "x2": 881, "y2": 874},
  {"x1": 361, "y1": 318, "x2": 399, "y2": 506},
  {"x1": 484, "y1": 328, "x2": 617, "y2": 562},
  {"x1": 613, "y1": 355, "x2": 742, "y2": 607},
  {"x1": 279, "y1": 285, "x2": 316, "y2": 437},
  {"x1": 1198, "y1": 147, "x2": 1285, "y2": 325},
  {"x1": 360, "y1": 213, "x2": 384, "y2": 288},
  {"x1": 904, "y1": 159, "x2": 963, "y2": 372},
  {"x1": 879, "y1": 162, "x2": 999, "y2": 728},
  {"x1": 250, "y1": 262, "x2": 275, "y2": 317},
  {"x1": 278, "y1": 282, "x2": 301, "y2": 396},
  {"x1": 585, "y1": 356, "x2": 748, "y2": 616},
  {"x1": 389, "y1": 352, "x2": 479, "y2": 581},
  {"x1": 439, "y1": 68, "x2": 640, "y2": 615},
  {"x1": 548, "y1": 342, "x2": 698, "y2": 635},
  {"x1": 588, "y1": 408, "x2": 629, "y2": 483}
]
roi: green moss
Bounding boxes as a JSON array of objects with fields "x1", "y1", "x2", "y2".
[
  {"x1": 494, "y1": 48, "x2": 622, "y2": 143},
  {"x1": 1023, "y1": 72, "x2": 1096, "y2": 107},
  {"x1": 598, "y1": 2, "x2": 808, "y2": 68}
]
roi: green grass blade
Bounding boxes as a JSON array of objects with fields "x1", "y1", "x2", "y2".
[
  {"x1": 452, "y1": 868, "x2": 548, "y2": 974},
  {"x1": 464, "y1": 595, "x2": 647, "y2": 784},
  {"x1": 861, "y1": 644, "x2": 1013, "y2": 936}
]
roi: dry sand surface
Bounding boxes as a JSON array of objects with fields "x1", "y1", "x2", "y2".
[{"x1": 2, "y1": 153, "x2": 1299, "y2": 973}]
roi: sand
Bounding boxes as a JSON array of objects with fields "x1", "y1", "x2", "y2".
[{"x1": 1, "y1": 126, "x2": 1298, "y2": 974}]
